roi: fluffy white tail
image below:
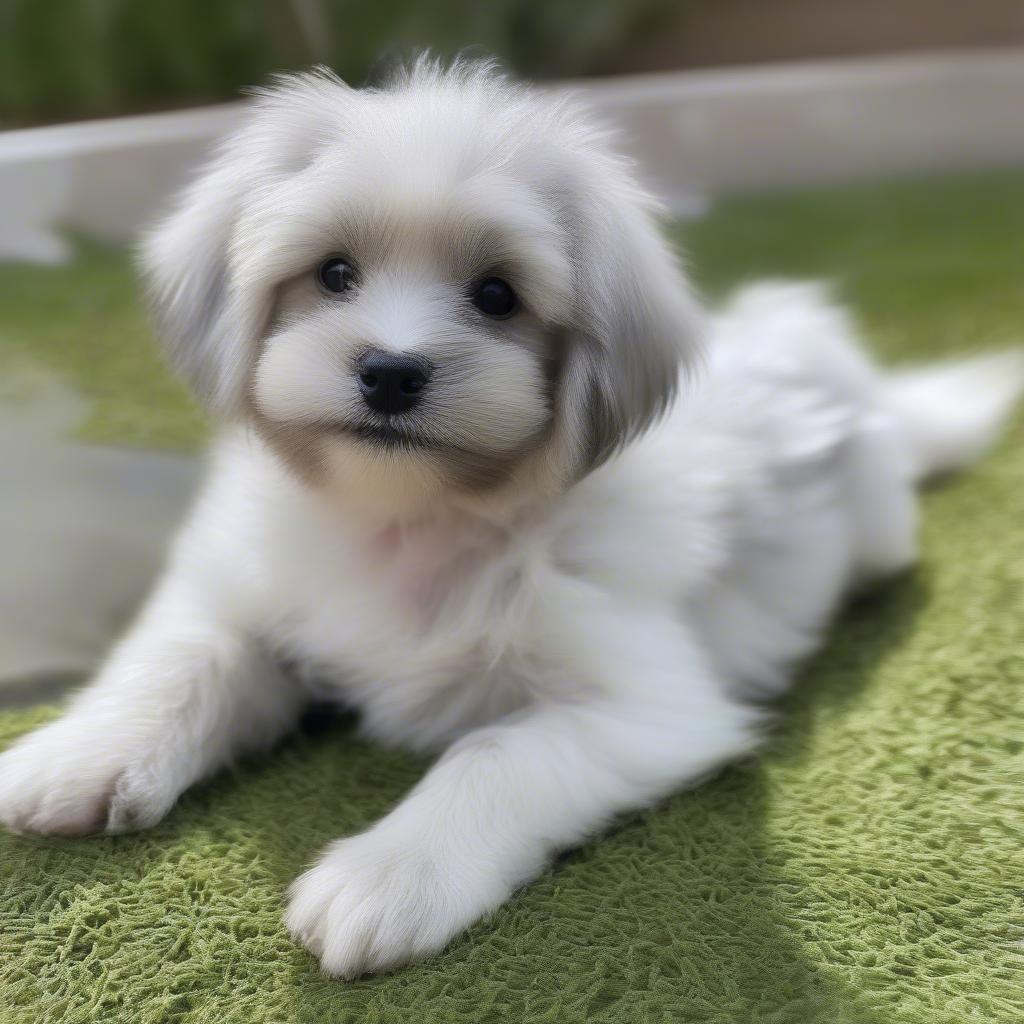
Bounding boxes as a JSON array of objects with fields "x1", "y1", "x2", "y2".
[{"x1": 883, "y1": 350, "x2": 1024, "y2": 482}]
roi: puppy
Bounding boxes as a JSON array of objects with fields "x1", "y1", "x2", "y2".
[{"x1": 1, "y1": 59, "x2": 1021, "y2": 978}]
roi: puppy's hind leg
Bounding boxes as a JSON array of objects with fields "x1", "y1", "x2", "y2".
[
  {"x1": 843, "y1": 413, "x2": 919, "y2": 585},
  {"x1": 0, "y1": 572, "x2": 302, "y2": 836}
]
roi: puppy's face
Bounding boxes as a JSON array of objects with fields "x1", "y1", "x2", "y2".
[
  {"x1": 248, "y1": 151, "x2": 571, "y2": 501},
  {"x1": 143, "y1": 61, "x2": 703, "y2": 509}
]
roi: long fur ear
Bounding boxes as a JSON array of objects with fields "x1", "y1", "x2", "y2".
[
  {"x1": 560, "y1": 163, "x2": 705, "y2": 473},
  {"x1": 138, "y1": 69, "x2": 351, "y2": 414}
]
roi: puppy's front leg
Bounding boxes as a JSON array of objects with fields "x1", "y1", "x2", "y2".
[
  {"x1": 0, "y1": 572, "x2": 300, "y2": 837},
  {"x1": 286, "y1": 607, "x2": 757, "y2": 977}
]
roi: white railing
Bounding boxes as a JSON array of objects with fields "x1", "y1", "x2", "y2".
[{"x1": 1, "y1": 50, "x2": 1023, "y2": 261}]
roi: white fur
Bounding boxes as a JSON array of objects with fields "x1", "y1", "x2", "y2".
[{"x1": 1, "y1": 61, "x2": 1021, "y2": 978}]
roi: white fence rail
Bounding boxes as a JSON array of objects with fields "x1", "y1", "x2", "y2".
[{"x1": 1, "y1": 50, "x2": 1023, "y2": 261}]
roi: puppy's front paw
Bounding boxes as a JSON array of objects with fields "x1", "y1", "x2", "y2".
[
  {"x1": 0, "y1": 715, "x2": 177, "y2": 837},
  {"x1": 284, "y1": 827, "x2": 501, "y2": 977}
]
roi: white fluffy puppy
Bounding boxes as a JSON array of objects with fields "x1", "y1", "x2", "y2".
[{"x1": 1, "y1": 59, "x2": 1022, "y2": 977}]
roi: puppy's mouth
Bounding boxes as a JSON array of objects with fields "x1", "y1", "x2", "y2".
[{"x1": 338, "y1": 421, "x2": 435, "y2": 451}]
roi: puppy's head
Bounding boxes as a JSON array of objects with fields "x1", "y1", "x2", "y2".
[{"x1": 142, "y1": 59, "x2": 703, "y2": 509}]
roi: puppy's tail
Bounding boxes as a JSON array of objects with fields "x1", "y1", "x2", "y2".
[{"x1": 882, "y1": 350, "x2": 1024, "y2": 482}]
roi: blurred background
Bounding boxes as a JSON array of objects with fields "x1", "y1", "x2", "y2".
[
  {"x1": 1, "y1": 1, "x2": 1023, "y2": 701},
  {"x1": 2, "y1": 0, "x2": 1023, "y2": 126}
]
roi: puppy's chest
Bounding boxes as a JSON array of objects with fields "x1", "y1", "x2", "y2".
[{"x1": 270, "y1": 514, "x2": 536, "y2": 743}]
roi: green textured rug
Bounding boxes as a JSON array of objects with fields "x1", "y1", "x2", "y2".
[{"x1": 3, "y1": 173, "x2": 1024, "y2": 1022}]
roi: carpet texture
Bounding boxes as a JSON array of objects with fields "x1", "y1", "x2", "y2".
[{"x1": 2, "y1": 173, "x2": 1024, "y2": 1022}]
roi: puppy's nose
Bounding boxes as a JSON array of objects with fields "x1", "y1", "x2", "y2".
[{"x1": 356, "y1": 349, "x2": 432, "y2": 415}]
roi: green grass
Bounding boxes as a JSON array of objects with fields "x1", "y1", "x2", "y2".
[
  {"x1": 678, "y1": 171, "x2": 1024, "y2": 364},
  {"x1": 2, "y1": 171, "x2": 1024, "y2": 1022},
  {"x1": 0, "y1": 241, "x2": 204, "y2": 449}
]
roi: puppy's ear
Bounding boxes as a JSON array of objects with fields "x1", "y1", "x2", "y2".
[
  {"x1": 138, "y1": 69, "x2": 350, "y2": 414},
  {"x1": 560, "y1": 171, "x2": 705, "y2": 472}
]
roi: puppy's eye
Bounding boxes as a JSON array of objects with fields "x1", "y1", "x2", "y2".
[
  {"x1": 471, "y1": 277, "x2": 518, "y2": 319},
  {"x1": 317, "y1": 256, "x2": 358, "y2": 296}
]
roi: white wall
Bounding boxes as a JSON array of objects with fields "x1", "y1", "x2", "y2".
[{"x1": 2, "y1": 50, "x2": 1023, "y2": 261}]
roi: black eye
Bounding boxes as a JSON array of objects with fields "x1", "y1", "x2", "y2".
[
  {"x1": 317, "y1": 256, "x2": 357, "y2": 295},
  {"x1": 471, "y1": 277, "x2": 518, "y2": 319}
]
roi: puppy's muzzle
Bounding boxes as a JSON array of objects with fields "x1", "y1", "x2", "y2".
[{"x1": 356, "y1": 349, "x2": 433, "y2": 415}]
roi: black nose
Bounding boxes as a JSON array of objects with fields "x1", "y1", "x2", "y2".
[{"x1": 356, "y1": 350, "x2": 432, "y2": 415}]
